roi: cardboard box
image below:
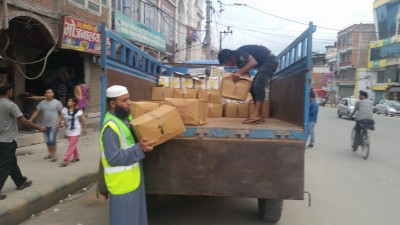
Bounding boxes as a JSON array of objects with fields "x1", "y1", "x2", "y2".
[
  {"x1": 152, "y1": 86, "x2": 174, "y2": 101},
  {"x1": 173, "y1": 88, "x2": 198, "y2": 99},
  {"x1": 220, "y1": 74, "x2": 252, "y2": 101},
  {"x1": 130, "y1": 105, "x2": 186, "y2": 147},
  {"x1": 249, "y1": 101, "x2": 270, "y2": 118},
  {"x1": 207, "y1": 103, "x2": 223, "y2": 118},
  {"x1": 164, "y1": 98, "x2": 207, "y2": 125},
  {"x1": 207, "y1": 76, "x2": 220, "y2": 90},
  {"x1": 198, "y1": 89, "x2": 223, "y2": 104},
  {"x1": 130, "y1": 102, "x2": 160, "y2": 119},
  {"x1": 224, "y1": 103, "x2": 249, "y2": 118},
  {"x1": 194, "y1": 79, "x2": 207, "y2": 89},
  {"x1": 158, "y1": 76, "x2": 170, "y2": 87},
  {"x1": 170, "y1": 77, "x2": 181, "y2": 88},
  {"x1": 181, "y1": 77, "x2": 194, "y2": 88},
  {"x1": 140, "y1": 100, "x2": 164, "y2": 106},
  {"x1": 210, "y1": 66, "x2": 225, "y2": 77}
]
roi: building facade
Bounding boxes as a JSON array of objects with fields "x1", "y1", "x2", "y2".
[
  {"x1": 0, "y1": 0, "x2": 205, "y2": 121},
  {"x1": 336, "y1": 23, "x2": 376, "y2": 99},
  {"x1": 368, "y1": 0, "x2": 400, "y2": 102},
  {"x1": 0, "y1": 0, "x2": 110, "y2": 118}
]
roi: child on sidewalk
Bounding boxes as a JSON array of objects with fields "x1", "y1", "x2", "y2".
[{"x1": 55, "y1": 97, "x2": 87, "y2": 167}]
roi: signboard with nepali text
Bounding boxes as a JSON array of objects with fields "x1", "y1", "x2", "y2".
[
  {"x1": 114, "y1": 12, "x2": 166, "y2": 52},
  {"x1": 61, "y1": 16, "x2": 108, "y2": 54}
]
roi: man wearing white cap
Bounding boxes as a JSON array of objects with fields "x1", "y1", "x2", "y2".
[{"x1": 100, "y1": 85, "x2": 155, "y2": 225}]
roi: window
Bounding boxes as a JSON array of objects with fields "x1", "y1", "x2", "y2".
[
  {"x1": 130, "y1": 0, "x2": 140, "y2": 20},
  {"x1": 376, "y1": 2, "x2": 400, "y2": 39},
  {"x1": 377, "y1": 70, "x2": 385, "y2": 83},
  {"x1": 144, "y1": 0, "x2": 156, "y2": 29},
  {"x1": 88, "y1": 1, "x2": 100, "y2": 12},
  {"x1": 386, "y1": 66, "x2": 397, "y2": 83},
  {"x1": 346, "y1": 33, "x2": 352, "y2": 45},
  {"x1": 112, "y1": 0, "x2": 122, "y2": 12},
  {"x1": 122, "y1": 0, "x2": 131, "y2": 17},
  {"x1": 370, "y1": 42, "x2": 400, "y2": 61},
  {"x1": 161, "y1": 7, "x2": 174, "y2": 46},
  {"x1": 101, "y1": 0, "x2": 108, "y2": 6},
  {"x1": 396, "y1": 67, "x2": 400, "y2": 82},
  {"x1": 70, "y1": 0, "x2": 102, "y2": 14},
  {"x1": 72, "y1": 0, "x2": 85, "y2": 5}
]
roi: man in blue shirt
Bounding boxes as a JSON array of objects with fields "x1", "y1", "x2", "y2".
[
  {"x1": 218, "y1": 45, "x2": 278, "y2": 124},
  {"x1": 308, "y1": 92, "x2": 319, "y2": 148}
]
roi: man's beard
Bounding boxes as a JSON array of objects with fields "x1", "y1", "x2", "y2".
[{"x1": 115, "y1": 105, "x2": 130, "y2": 119}]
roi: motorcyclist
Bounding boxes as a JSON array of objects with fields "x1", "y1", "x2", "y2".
[{"x1": 350, "y1": 90, "x2": 374, "y2": 151}]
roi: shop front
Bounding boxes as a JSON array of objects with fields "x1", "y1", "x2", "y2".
[{"x1": 0, "y1": 14, "x2": 104, "y2": 124}]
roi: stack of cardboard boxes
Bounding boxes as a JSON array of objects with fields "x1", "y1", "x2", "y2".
[{"x1": 130, "y1": 67, "x2": 270, "y2": 146}]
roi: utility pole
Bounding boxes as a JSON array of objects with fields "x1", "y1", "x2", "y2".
[
  {"x1": 219, "y1": 28, "x2": 232, "y2": 51},
  {"x1": 205, "y1": 1, "x2": 212, "y2": 60}
]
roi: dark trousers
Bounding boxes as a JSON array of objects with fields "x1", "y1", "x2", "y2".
[
  {"x1": 250, "y1": 55, "x2": 279, "y2": 102},
  {"x1": 353, "y1": 121, "x2": 362, "y2": 148},
  {"x1": 0, "y1": 141, "x2": 27, "y2": 192}
]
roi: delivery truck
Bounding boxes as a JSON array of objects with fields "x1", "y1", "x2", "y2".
[{"x1": 99, "y1": 22, "x2": 316, "y2": 223}]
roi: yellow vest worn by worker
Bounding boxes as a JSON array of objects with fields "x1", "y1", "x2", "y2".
[{"x1": 100, "y1": 112, "x2": 140, "y2": 194}]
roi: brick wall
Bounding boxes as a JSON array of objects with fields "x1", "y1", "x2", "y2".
[{"x1": 5, "y1": 0, "x2": 109, "y2": 28}]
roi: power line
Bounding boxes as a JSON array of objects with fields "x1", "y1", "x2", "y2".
[{"x1": 218, "y1": 1, "x2": 376, "y2": 32}]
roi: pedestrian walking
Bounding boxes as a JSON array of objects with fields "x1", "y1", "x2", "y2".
[
  {"x1": 29, "y1": 89, "x2": 63, "y2": 161},
  {"x1": 0, "y1": 82, "x2": 46, "y2": 201},
  {"x1": 100, "y1": 85, "x2": 155, "y2": 225},
  {"x1": 74, "y1": 78, "x2": 89, "y2": 112},
  {"x1": 218, "y1": 45, "x2": 278, "y2": 124},
  {"x1": 56, "y1": 97, "x2": 87, "y2": 167},
  {"x1": 307, "y1": 91, "x2": 319, "y2": 148}
]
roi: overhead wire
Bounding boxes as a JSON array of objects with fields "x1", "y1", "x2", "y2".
[{"x1": 0, "y1": 31, "x2": 58, "y2": 80}]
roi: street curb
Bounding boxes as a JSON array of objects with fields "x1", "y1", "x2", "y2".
[{"x1": 0, "y1": 173, "x2": 97, "y2": 225}]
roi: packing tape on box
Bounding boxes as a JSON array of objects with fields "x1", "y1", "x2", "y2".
[{"x1": 147, "y1": 112, "x2": 167, "y2": 136}]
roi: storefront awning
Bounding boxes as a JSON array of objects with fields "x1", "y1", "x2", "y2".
[{"x1": 372, "y1": 85, "x2": 387, "y2": 91}]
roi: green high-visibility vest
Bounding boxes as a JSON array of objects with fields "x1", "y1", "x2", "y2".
[{"x1": 100, "y1": 112, "x2": 140, "y2": 194}]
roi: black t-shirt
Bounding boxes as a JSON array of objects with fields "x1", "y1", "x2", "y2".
[{"x1": 234, "y1": 45, "x2": 271, "y2": 68}]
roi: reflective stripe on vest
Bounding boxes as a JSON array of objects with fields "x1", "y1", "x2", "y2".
[
  {"x1": 101, "y1": 152, "x2": 139, "y2": 174},
  {"x1": 100, "y1": 112, "x2": 140, "y2": 194}
]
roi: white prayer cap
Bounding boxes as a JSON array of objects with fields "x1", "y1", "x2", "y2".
[{"x1": 106, "y1": 85, "x2": 128, "y2": 98}]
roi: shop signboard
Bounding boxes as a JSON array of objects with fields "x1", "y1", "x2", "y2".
[
  {"x1": 114, "y1": 12, "x2": 166, "y2": 52},
  {"x1": 61, "y1": 16, "x2": 109, "y2": 54}
]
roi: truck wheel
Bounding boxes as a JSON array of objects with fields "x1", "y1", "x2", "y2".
[{"x1": 258, "y1": 198, "x2": 283, "y2": 223}]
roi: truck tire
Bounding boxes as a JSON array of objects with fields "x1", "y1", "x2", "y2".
[{"x1": 258, "y1": 198, "x2": 283, "y2": 223}]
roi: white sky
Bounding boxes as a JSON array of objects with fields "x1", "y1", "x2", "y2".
[{"x1": 208, "y1": 0, "x2": 376, "y2": 54}]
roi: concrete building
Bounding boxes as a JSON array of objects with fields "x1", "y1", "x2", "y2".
[
  {"x1": 324, "y1": 44, "x2": 338, "y2": 105},
  {"x1": 175, "y1": 0, "x2": 204, "y2": 62},
  {"x1": 0, "y1": 0, "x2": 205, "y2": 122},
  {"x1": 311, "y1": 53, "x2": 328, "y2": 90},
  {"x1": 0, "y1": 0, "x2": 110, "y2": 119},
  {"x1": 368, "y1": 0, "x2": 400, "y2": 102},
  {"x1": 336, "y1": 23, "x2": 376, "y2": 99}
]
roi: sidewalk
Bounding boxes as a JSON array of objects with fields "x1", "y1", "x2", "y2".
[{"x1": 0, "y1": 117, "x2": 101, "y2": 225}]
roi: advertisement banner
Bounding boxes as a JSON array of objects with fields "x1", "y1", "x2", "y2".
[
  {"x1": 114, "y1": 12, "x2": 166, "y2": 52},
  {"x1": 61, "y1": 16, "x2": 108, "y2": 54}
]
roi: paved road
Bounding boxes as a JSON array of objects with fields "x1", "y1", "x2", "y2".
[{"x1": 21, "y1": 107, "x2": 400, "y2": 225}]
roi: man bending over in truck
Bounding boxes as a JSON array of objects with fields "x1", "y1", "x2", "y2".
[{"x1": 218, "y1": 45, "x2": 278, "y2": 124}]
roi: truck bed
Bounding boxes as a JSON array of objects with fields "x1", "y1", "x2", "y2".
[
  {"x1": 144, "y1": 117, "x2": 305, "y2": 199},
  {"x1": 181, "y1": 118, "x2": 304, "y2": 140}
]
